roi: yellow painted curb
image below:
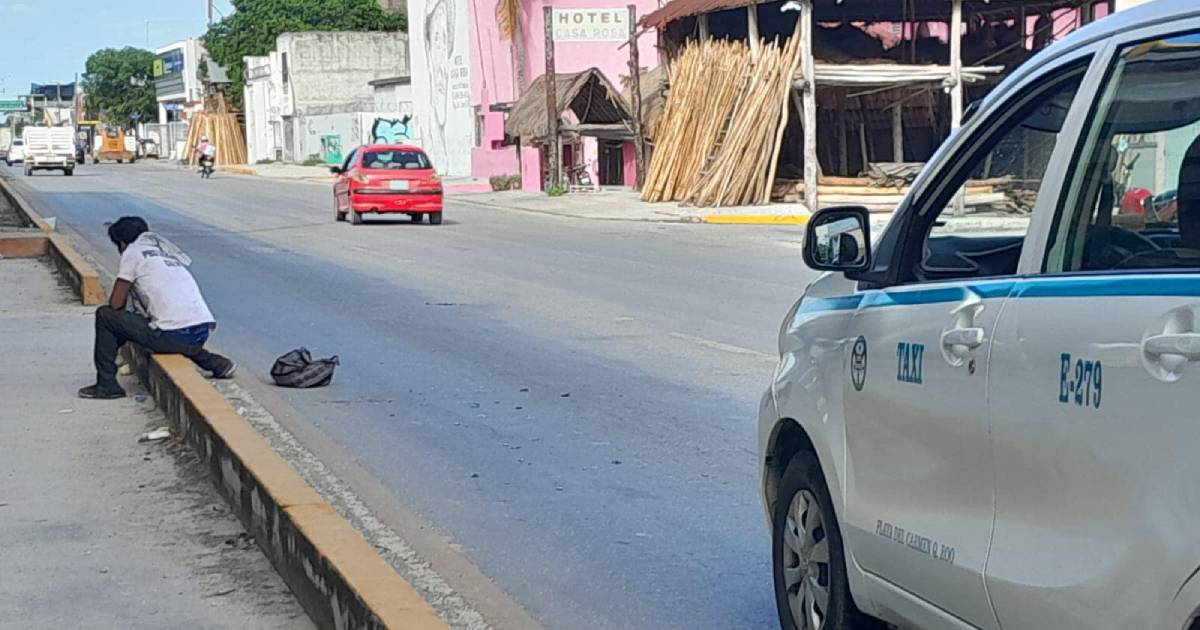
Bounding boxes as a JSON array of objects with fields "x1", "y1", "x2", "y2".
[
  {"x1": 144, "y1": 352, "x2": 449, "y2": 630},
  {"x1": 0, "y1": 178, "x2": 106, "y2": 305},
  {"x1": 701, "y1": 214, "x2": 810, "y2": 225}
]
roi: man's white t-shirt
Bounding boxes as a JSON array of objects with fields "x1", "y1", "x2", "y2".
[{"x1": 117, "y1": 233, "x2": 214, "y2": 331}]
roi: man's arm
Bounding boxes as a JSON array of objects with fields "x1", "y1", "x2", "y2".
[{"x1": 109, "y1": 279, "x2": 132, "y2": 310}]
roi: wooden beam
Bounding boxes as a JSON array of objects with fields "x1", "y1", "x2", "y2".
[
  {"x1": 698, "y1": 14, "x2": 710, "y2": 40},
  {"x1": 837, "y1": 94, "x2": 848, "y2": 175},
  {"x1": 628, "y1": 4, "x2": 646, "y2": 190},
  {"x1": 544, "y1": 6, "x2": 560, "y2": 190},
  {"x1": 892, "y1": 102, "x2": 904, "y2": 162},
  {"x1": 950, "y1": 0, "x2": 965, "y2": 216},
  {"x1": 799, "y1": 0, "x2": 817, "y2": 210},
  {"x1": 949, "y1": 0, "x2": 963, "y2": 131},
  {"x1": 747, "y1": 3, "x2": 760, "y2": 55}
]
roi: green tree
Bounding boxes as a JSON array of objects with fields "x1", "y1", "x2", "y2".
[
  {"x1": 204, "y1": 0, "x2": 406, "y2": 111},
  {"x1": 81, "y1": 47, "x2": 157, "y2": 128}
]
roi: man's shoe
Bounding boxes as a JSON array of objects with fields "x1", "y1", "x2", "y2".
[
  {"x1": 78, "y1": 383, "x2": 127, "y2": 399},
  {"x1": 211, "y1": 359, "x2": 237, "y2": 379}
]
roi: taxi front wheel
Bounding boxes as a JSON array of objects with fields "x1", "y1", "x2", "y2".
[{"x1": 773, "y1": 452, "x2": 883, "y2": 630}]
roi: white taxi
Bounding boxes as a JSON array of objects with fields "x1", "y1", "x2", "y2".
[{"x1": 760, "y1": 2, "x2": 1200, "y2": 629}]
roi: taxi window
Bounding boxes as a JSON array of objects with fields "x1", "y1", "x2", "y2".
[
  {"x1": 1046, "y1": 33, "x2": 1200, "y2": 273},
  {"x1": 901, "y1": 64, "x2": 1086, "y2": 284}
]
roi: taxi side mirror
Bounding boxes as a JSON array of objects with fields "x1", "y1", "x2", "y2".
[{"x1": 803, "y1": 206, "x2": 871, "y2": 273}]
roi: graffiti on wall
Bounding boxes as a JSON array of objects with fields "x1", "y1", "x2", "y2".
[
  {"x1": 371, "y1": 116, "x2": 413, "y2": 144},
  {"x1": 410, "y1": 0, "x2": 471, "y2": 175}
]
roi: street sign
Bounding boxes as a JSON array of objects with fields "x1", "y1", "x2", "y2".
[
  {"x1": 551, "y1": 8, "x2": 628, "y2": 42},
  {"x1": 0, "y1": 99, "x2": 27, "y2": 112}
]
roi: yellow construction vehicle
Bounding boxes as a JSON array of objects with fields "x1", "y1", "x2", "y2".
[{"x1": 94, "y1": 125, "x2": 135, "y2": 163}]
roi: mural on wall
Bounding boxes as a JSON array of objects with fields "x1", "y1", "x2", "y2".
[
  {"x1": 410, "y1": 0, "x2": 472, "y2": 175},
  {"x1": 371, "y1": 116, "x2": 413, "y2": 143}
]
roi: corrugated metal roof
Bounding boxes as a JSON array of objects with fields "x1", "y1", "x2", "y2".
[{"x1": 639, "y1": 0, "x2": 1089, "y2": 31}]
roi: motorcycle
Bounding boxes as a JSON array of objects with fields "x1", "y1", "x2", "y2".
[{"x1": 199, "y1": 157, "x2": 214, "y2": 179}]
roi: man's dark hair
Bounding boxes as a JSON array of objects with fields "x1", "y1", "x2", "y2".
[{"x1": 108, "y1": 216, "x2": 149, "y2": 246}]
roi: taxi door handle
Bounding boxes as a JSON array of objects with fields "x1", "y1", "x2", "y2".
[
  {"x1": 941, "y1": 327, "x2": 985, "y2": 364},
  {"x1": 1144, "y1": 333, "x2": 1200, "y2": 362}
]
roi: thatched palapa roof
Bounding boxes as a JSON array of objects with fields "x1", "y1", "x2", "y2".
[
  {"x1": 505, "y1": 68, "x2": 635, "y2": 144},
  {"x1": 621, "y1": 64, "x2": 668, "y2": 141}
]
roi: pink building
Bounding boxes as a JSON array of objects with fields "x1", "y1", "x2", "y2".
[{"x1": 468, "y1": 0, "x2": 662, "y2": 190}]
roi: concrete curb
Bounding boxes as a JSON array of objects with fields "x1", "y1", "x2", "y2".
[
  {"x1": 0, "y1": 231, "x2": 49, "y2": 257},
  {"x1": 124, "y1": 348, "x2": 449, "y2": 630},
  {"x1": 701, "y1": 214, "x2": 810, "y2": 225},
  {"x1": 0, "y1": 178, "x2": 105, "y2": 305},
  {"x1": 218, "y1": 165, "x2": 258, "y2": 176}
]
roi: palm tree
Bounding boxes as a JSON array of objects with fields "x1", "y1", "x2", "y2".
[{"x1": 495, "y1": 0, "x2": 527, "y2": 95}]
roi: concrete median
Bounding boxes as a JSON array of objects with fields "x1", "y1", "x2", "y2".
[
  {"x1": 10, "y1": 167, "x2": 451, "y2": 628},
  {"x1": 0, "y1": 177, "x2": 105, "y2": 305},
  {"x1": 123, "y1": 348, "x2": 449, "y2": 630}
]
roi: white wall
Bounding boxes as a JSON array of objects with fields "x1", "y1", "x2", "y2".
[
  {"x1": 243, "y1": 32, "x2": 410, "y2": 164},
  {"x1": 278, "y1": 32, "x2": 409, "y2": 116},
  {"x1": 409, "y1": 0, "x2": 474, "y2": 176},
  {"x1": 244, "y1": 55, "x2": 280, "y2": 163}
]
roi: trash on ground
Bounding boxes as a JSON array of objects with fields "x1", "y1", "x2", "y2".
[
  {"x1": 57, "y1": 408, "x2": 73, "y2": 414},
  {"x1": 138, "y1": 427, "x2": 171, "y2": 442},
  {"x1": 270, "y1": 347, "x2": 339, "y2": 388}
]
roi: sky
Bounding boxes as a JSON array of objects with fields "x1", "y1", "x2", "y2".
[{"x1": 0, "y1": 0, "x2": 235, "y2": 97}]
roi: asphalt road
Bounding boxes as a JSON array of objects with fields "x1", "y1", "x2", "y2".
[{"x1": 6, "y1": 162, "x2": 820, "y2": 630}]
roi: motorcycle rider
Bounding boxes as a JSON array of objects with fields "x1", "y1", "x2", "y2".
[{"x1": 195, "y1": 136, "x2": 216, "y2": 177}]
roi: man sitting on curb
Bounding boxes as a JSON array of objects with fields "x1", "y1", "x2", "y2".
[{"x1": 79, "y1": 216, "x2": 236, "y2": 399}]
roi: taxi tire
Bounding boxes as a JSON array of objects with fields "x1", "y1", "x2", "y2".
[
  {"x1": 773, "y1": 452, "x2": 883, "y2": 630},
  {"x1": 349, "y1": 210, "x2": 363, "y2": 225}
]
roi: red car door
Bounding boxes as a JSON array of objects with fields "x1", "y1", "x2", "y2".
[{"x1": 333, "y1": 149, "x2": 358, "y2": 211}]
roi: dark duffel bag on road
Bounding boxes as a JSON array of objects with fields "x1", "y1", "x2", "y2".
[{"x1": 270, "y1": 347, "x2": 339, "y2": 388}]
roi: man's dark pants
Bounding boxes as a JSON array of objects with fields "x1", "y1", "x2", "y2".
[{"x1": 94, "y1": 306, "x2": 229, "y2": 387}]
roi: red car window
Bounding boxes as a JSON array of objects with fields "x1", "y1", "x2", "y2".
[{"x1": 362, "y1": 150, "x2": 431, "y2": 171}]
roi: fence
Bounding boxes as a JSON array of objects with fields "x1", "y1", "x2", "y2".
[{"x1": 139, "y1": 122, "x2": 191, "y2": 161}]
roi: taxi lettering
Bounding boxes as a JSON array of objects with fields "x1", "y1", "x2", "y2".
[{"x1": 897, "y1": 342, "x2": 924, "y2": 384}]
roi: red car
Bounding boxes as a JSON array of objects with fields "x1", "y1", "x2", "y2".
[{"x1": 332, "y1": 145, "x2": 443, "y2": 225}]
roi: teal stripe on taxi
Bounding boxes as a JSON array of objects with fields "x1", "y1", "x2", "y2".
[{"x1": 796, "y1": 274, "x2": 1200, "y2": 315}]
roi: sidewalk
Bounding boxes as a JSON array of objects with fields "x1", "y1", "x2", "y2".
[
  {"x1": 213, "y1": 162, "x2": 492, "y2": 193},
  {"x1": 456, "y1": 188, "x2": 1031, "y2": 232},
  {"x1": 0, "y1": 257, "x2": 312, "y2": 629}
]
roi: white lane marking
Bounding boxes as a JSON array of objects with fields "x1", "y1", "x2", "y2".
[{"x1": 668, "y1": 332, "x2": 775, "y2": 361}]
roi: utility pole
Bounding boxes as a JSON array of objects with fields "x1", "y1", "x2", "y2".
[
  {"x1": 207, "y1": 0, "x2": 214, "y2": 26},
  {"x1": 543, "y1": 6, "x2": 559, "y2": 191},
  {"x1": 627, "y1": 4, "x2": 645, "y2": 190}
]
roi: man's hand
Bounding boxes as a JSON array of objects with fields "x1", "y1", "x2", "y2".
[{"x1": 109, "y1": 279, "x2": 132, "y2": 310}]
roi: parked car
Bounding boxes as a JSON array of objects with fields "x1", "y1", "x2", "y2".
[
  {"x1": 5, "y1": 138, "x2": 26, "y2": 166},
  {"x1": 759, "y1": 2, "x2": 1200, "y2": 629},
  {"x1": 331, "y1": 145, "x2": 443, "y2": 225}
]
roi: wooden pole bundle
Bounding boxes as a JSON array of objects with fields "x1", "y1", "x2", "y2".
[
  {"x1": 641, "y1": 39, "x2": 750, "y2": 203},
  {"x1": 641, "y1": 25, "x2": 804, "y2": 207},
  {"x1": 184, "y1": 93, "x2": 247, "y2": 166}
]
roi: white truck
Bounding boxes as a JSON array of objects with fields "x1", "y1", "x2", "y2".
[{"x1": 22, "y1": 126, "x2": 76, "y2": 176}]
